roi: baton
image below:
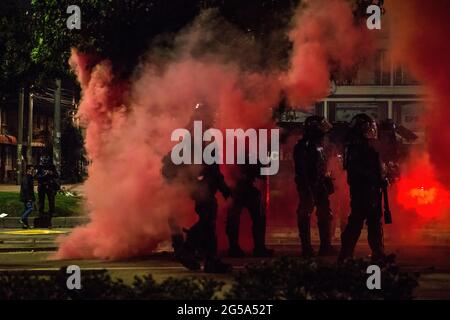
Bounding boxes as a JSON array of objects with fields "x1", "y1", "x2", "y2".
[{"x1": 382, "y1": 184, "x2": 392, "y2": 224}]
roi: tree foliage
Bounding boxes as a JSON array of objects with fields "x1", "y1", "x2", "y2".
[
  {"x1": 29, "y1": 0, "x2": 203, "y2": 79},
  {"x1": 2, "y1": 0, "x2": 372, "y2": 93},
  {"x1": 0, "y1": 0, "x2": 34, "y2": 96},
  {"x1": 29, "y1": 0, "x2": 295, "y2": 78}
]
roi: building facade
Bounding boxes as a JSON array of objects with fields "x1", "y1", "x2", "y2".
[
  {"x1": 271, "y1": 37, "x2": 425, "y2": 227},
  {"x1": 0, "y1": 86, "x2": 76, "y2": 184}
]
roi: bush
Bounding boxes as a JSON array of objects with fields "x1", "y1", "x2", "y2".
[
  {"x1": 0, "y1": 269, "x2": 224, "y2": 300},
  {"x1": 226, "y1": 256, "x2": 419, "y2": 300},
  {"x1": 133, "y1": 275, "x2": 224, "y2": 300},
  {"x1": 0, "y1": 256, "x2": 419, "y2": 300}
]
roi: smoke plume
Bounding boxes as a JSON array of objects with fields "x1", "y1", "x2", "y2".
[
  {"x1": 56, "y1": 1, "x2": 372, "y2": 259},
  {"x1": 386, "y1": 0, "x2": 450, "y2": 187},
  {"x1": 385, "y1": 0, "x2": 450, "y2": 228}
]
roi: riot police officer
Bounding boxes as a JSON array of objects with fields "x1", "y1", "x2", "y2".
[
  {"x1": 182, "y1": 161, "x2": 232, "y2": 273},
  {"x1": 294, "y1": 116, "x2": 335, "y2": 258},
  {"x1": 226, "y1": 161, "x2": 274, "y2": 258},
  {"x1": 172, "y1": 102, "x2": 233, "y2": 273},
  {"x1": 338, "y1": 114, "x2": 386, "y2": 262},
  {"x1": 36, "y1": 155, "x2": 60, "y2": 225}
]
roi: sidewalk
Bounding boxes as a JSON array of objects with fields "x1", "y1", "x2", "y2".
[
  {"x1": 0, "y1": 216, "x2": 89, "y2": 229},
  {"x1": 0, "y1": 228, "x2": 70, "y2": 252},
  {"x1": 0, "y1": 183, "x2": 85, "y2": 196}
]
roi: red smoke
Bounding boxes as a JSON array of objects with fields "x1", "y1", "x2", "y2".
[
  {"x1": 384, "y1": 0, "x2": 450, "y2": 226},
  {"x1": 386, "y1": 0, "x2": 450, "y2": 188},
  {"x1": 283, "y1": 0, "x2": 372, "y2": 106},
  {"x1": 56, "y1": 0, "x2": 372, "y2": 260},
  {"x1": 397, "y1": 154, "x2": 450, "y2": 221}
]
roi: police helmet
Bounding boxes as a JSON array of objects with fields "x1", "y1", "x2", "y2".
[
  {"x1": 304, "y1": 116, "x2": 333, "y2": 137},
  {"x1": 349, "y1": 113, "x2": 378, "y2": 140}
]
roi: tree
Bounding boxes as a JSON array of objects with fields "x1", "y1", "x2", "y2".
[
  {"x1": 30, "y1": 0, "x2": 202, "y2": 79},
  {"x1": 0, "y1": 0, "x2": 34, "y2": 98},
  {"x1": 29, "y1": 0, "x2": 299, "y2": 78}
]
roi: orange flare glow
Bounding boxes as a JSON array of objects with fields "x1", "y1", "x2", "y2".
[{"x1": 397, "y1": 156, "x2": 450, "y2": 220}]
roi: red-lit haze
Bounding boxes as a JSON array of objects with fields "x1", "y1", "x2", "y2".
[
  {"x1": 385, "y1": 0, "x2": 450, "y2": 228},
  {"x1": 56, "y1": 0, "x2": 372, "y2": 260},
  {"x1": 397, "y1": 154, "x2": 450, "y2": 221}
]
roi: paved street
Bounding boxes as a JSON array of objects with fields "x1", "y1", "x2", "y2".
[{"x1": 0, "y1": 227, "x2": 450, "y2": 299}]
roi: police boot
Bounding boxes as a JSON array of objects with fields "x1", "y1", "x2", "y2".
[
  {"x1": 368, "y1": 220, "x2": 385, "y2": 263},
  {"x1": 226, "y1": 223, "x2": 245, "y2": 258},
  {"x1": 176, "y1": 228, "x2": 201, "y2": 271},
  {"x1": 171, "y1": 233, "x2": 184, "y2": 255},
  {"x1": 337, "y1": 243, "x2": 353, "y2": 263},
  {"x1": 252, "y1": 217, "x2": 274, "y2": 257},
  {"x1": 252, "y1": 227, "x2": 274, "y2": 257},
  {"x1": 299, "y1": 220, "x2": 314, "y2": 258},
  {"x1": 204, "y1": 258, "x2": 233, "y2": 274},
  {"x1": 318, "y1": 221, "x2": 337, "y2": 256},
  {"x1": 176, "y1": 247, "x2": 201, "y2": 271}
]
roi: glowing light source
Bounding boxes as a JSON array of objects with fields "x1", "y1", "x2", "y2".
[{"x1": 397, "y1": 156, "x2": 450, "y2": 220}]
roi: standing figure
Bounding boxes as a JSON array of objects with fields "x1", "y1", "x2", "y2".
[
  {"x1": 294, "y1": 116, "x2": 335, "y2": 258},
  {"x1": 36, "y1": 155, "x2": 60, "y2": 227},
  {"x1": 181, "y1": 161, "x2": 232, "y2": 273},
  {"x1": 338, "y1": 114, "x2": 386, "y2": 262},
  {"x1": 175, "y1": 102, "x2": 233, "y2": 273},
  {"x1": 19, "y1": 165, "x2": 36, "y2": 229},
  {"x1": 226, "y1": 162, "x2": 274, "y2": 258}
]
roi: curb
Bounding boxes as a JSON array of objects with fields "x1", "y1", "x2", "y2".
[
  {"x1": 0, "y1": 217, "x2": 89, "y2": 229},
  {"x1": 0, "y1": 247, "x2": 57, "y2": 252}
]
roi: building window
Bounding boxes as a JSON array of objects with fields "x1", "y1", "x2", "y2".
[
  {"x1": 330, "y1": 102, "x2": 388, "y2": 122},
  {"x1": 335, "y1": 50, "x2": 391, "y2": 86},
  {"x1": 394, "y1": 65, "x2": 420, "y2": 85},
  {"x1": 393, "y1": 101, "x2": 425, "y2": 144},
  {"x1": 395, "y1": 101, "x2": 424, "y2": 130}
]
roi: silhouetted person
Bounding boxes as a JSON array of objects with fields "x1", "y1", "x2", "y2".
[
  {"x1": 226, "y1": 161, "x2": 273, "y2": 258},
  {"x1": 19, "y1": 165, "x2": 35, "y2": 229},
  {"x1": 338, "y1": 114, "x2": 386, "y2": 262},
  {"x1": 172, "y1": 102, "x2": 233, "y2": 273},
  {"x1": 36, "y1": 155, "x2": 60, "y2": 227},
  {"x1": 294, "y1": 116, "x2": 335, "y2": 258}
]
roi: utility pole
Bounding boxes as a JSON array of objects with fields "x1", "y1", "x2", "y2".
[
  {"x1": 27, "y1": 92, "x2": 34, "y2": 165},
  {"x1": 16, "y1": 88, "x2": 25, "y2": 184},
  {"x1": 53, "y1": 79, "x2": 62, "y2": 174}
]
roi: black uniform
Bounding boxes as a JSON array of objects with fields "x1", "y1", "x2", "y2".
[
  {"x1": 184, "y1": 163, "x2": 230, "y2": 259},
  {"x1": 20, "y1": 174, "x2": 35, "y2": 204},
  {"x1": 339, "y1": 141, "x2": 385, "y2": 261},
  {"x1": 294, "y1": 135, "x2": 334, "y2": 257},
  {"x1": 226, "y1": 163, "x2": 272, "y2": 257},
  {"x1": 339, "y1": 116, "x2": 385, "y2": 261},
  {"x1": 168, "y1": 102, "x2": 232, "y2": 273},
  {"x1": 36, "y1": 162, "x2": 59, "y2": 218}
]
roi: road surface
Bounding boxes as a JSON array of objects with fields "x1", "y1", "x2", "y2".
[{"x1": 0, "y1": 227, "x2": 450, "y2": 299}]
